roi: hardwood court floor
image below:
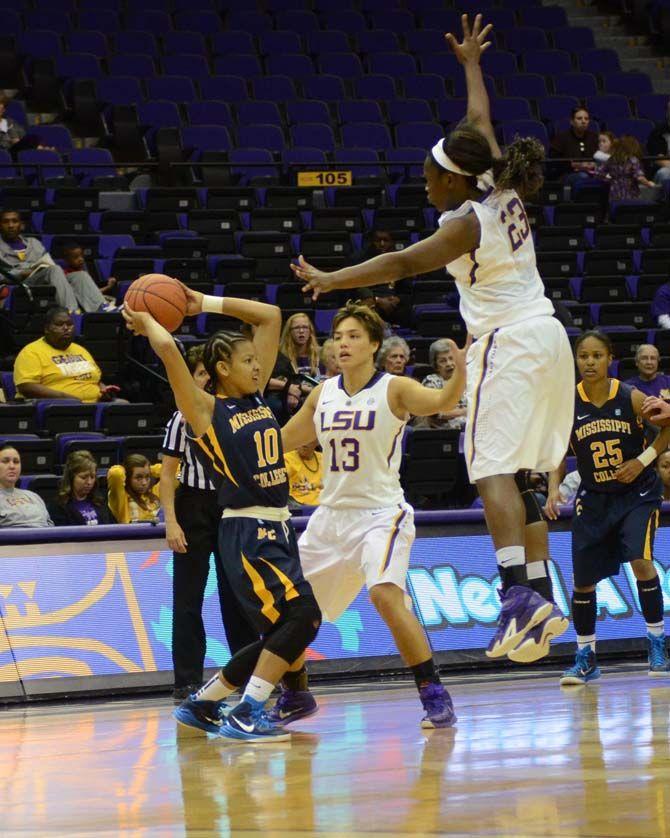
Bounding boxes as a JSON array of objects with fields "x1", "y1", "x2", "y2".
[{"x1": 0, "y1": 670, "x2": 669, "y2": 837}]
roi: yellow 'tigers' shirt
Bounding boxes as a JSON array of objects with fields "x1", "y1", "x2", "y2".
[
  {"x1": 284, "y1": 450, "x2": 323, "y2": 506},
  {"x1": 13, "y1": 337, "x2": 102, "y2": 402}
]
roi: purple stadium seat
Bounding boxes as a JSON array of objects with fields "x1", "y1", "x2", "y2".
[
  {"x1": 161, "y1": 32, "x2": 207, "y2": 56},
  {"x1": 368, "y1": 52, "x2": 417, "y2": 76},
  {"x1": 226, "y1": 10, "x2": 273, "y2": 32},
  {"x1": 301, "y1": 75, "x2": 347, "y2": 101},
  {"x1": 586, "y1": 95, "x2": 632, "y2": 121},
  {"x1": 291, "y1": 123, "x2": 336, "y2": 151},
  {"x1": 146, "y1": 77, "x2": 197, "y2": 104},
  {"x1": 266, "y1": 54, "x2": 315, "y2": 77},
  {"x1": 70, "y1": 148, "x2": 116, "y2": 185},
  {"x1": 502, "y1": 28, "x2": 549, "y2": 52},
  {"x1": 199, "y1": 76, "x2": 248, "y2": 104},
  {"x1": 387, "y1": 147, "x2": 425, "y2": 179},
  {"x1": 485, "y1": 8, "x2": 517, "y2": 30},
  {"x1": 138, "y1": 101, "x2": 181, "y2": 129},
  {"x1": 252, "y1": 76, "x2": 298, "y2": 102},
  {"x1": 436, "y1": 100, "x2": 467, "y2": 125},
  {"x1": 387, "y1": 99, "x2": 433, "y2": 124},
  {"x1": 524, "y1": 50, "x2": 573, "y2": 76},
  {"x1": 338, "y1": 100, "x2": 383, "y2": 124},
  {"x1": 113, "y1": 31, "x2": 159, "y2": 57},
  {"x1": 404, "y1": 30, "x2": 449, "y2": 55},
  {"x1": 360, "y1": 0, "x2": 400, "y2": 10},
  {"x1": 322, "y1": 10, "x2": 368, "y2": 31},
  {"x1": 481, "y1": 51, "x2": 518, "y2": 77},
  {"x1": 538, "y1": 95, "x2": 580, "y2": 123},
  {"x1": 606, "y1": 118, "x2": 655, "y2": 144},
  {"x1": 342, "y1": 123, "x2": 392, "y2": 149},
  {"x1": 305, "y1": 31, "x2": 351, "y2": 54},
  {"x1": 606, "y1": 72, "x2": 654, "y2": 96},
  {"x1": 636, "y1": 94, "x2": 669, "y2": 122},
  {"x1": 25, "y1": 10, "x2": 71, "y2": 32},
  {"x1": 229, "y1": 149, "x2": 279, "y2": 183},
  {"x1": 283, "y1": 147, "x2": 328, "y2": 168},
  {"x1": 275, "y1": 10, "x2": 320, "y2": 32},
  {"x1": 0, "y1": 150, "x2": 18, "y2": 180},
  {"x1": 266, "y1": 0, "x2": 310, "y2": 9},
  {"x1": 97, "y1": 76, "x2": 144, "y2": 105},
  {"x1": 318, "y1": 53, "x2": 364, "y2": 79},
  {"x1": 125, "y1": 11, "x2": 172, "y2": 32},
  {"x1": 1, "y1": 9, "x2": 22, "y2": 34},
  {"x1": 80, "y1": 0, "x2": 121, "y2": 9},
  {"x1": 33, "y1": 124, "x2": 74, "y2": 150},
  {"x1": 56, "y1": 52, "x2": 104, "y2": 79},
  {"x1": 286, "y1": 100, "x2": 330, "y2": 125},
  {"x1": 501, "y1": 120, "x2": 549, "y2": 147},
  {"x1": 368, "y1": 10, "x2": 416, "y2": 31},
  {"x1": 553, "y1": 73, "x2": 598, "y2": 97},
  {"x1": 354, "y1": 74, "x2": 397, "y2": 100},
  {"x1": 236, "y1": 101, "x2": 283, "y2": 127},
  {"x1": 492, "y1": 97, "x2": 533, "y2": 121},
  {"x1": 173, "y1": 0, "x2": 216, "y2": 10},
  {"x1": 237, "y1": 124, "x2": 286, "y2": 152},
  {"x1": 395, "y1": 121, "x2": 443, "y2": 149},
  {"x1": 4, "y1": 100, "x2": 27, "y2": 127},
  {"x1": 66, "y1": 31, "x2": 108, "y2": 58},
  {"x1": 210, "y1": 32, "x2": 255, "y2": 56},
  {"x1": 578, "y1": 49, "x2": 621, "y2": 74},
  {"x1": 77, "y1": 10, "x2": 118, "y2": 31},
  {"x1": 403, "y1": 74, "x2": 448, "y2": 101},
  {"x1": 334, "y1": 148, "x2": 381, "y2": 178},
  {"x1": 552, "y1": 27, "x2": 595, "y2": 52},
  {"x1": 356, "y1": 31, "x2": 400, "y2": 54},
  {"x1": 17, "y1": 150, "x2": 66, "y2": 183},
  {"x1": 215, "y1": 55, "x2": 263, "y2": 78},
  {"x1": 258, "y1": 31, "x2": 303, "y2": 56},
  {"x1": 521, "y1": 5, "x2": 568, "y2": 28},
  {"x1": 502, "y1": 74, "x2": 549, "y2": 99},
  {"x1": 162, "y1": 55, "x2": 211, "y2": 81},
  {"x1": 108, "y1": 54, "x2": 156, "y2": 78},
  {"x1": 187, "y1": 101, "x2": 233, "y2": 127},
  {"x1": 182, "y1": 125, "x2": 232, "y2": 151},
  {"x1": 173, "y1": 11, "x2": 222, "y2": 32},
  {"x1": 418, "y1": 9, "x2": 461, "y2": 31},
  {"x1": 420, "y1": 53, "x2": 461, "y2": 78},
  {"x1": 19, "y1": 31, "x2": 63, "y2": 59}
]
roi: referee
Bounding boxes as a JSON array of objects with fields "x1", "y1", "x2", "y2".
[{"x1": 160, "y1": 344, "x2": 257, "y2": 702}]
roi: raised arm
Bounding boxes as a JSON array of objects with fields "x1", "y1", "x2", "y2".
[
  {"x1": 446, "y1": 14, "x2": 501, "y2": 159},
  {"x1": 388, "y1": 338, "x2": 467, "y2": 418},
  {"x1": 292, "y1": 213, "x2": 480, "y2": 300}
]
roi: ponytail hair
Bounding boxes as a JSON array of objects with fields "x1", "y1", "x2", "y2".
[
  {"x1": 202, "y1": 330, "x2": 251, "y2": 394},
  {"x1": 434, "y1": 122, "x2": 494, "y2": 187},
  {"x1": 493, "y1": 136, "x2": 545, "y2": 199}
]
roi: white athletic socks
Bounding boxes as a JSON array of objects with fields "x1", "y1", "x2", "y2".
[
  {"x1": 526, "y1": 560, "x2": 549, "y2": 580},
  {"x1": 647, "y1": 622, "x2": 665, "y2": 637},
  {"x1": 577, "y1": 635, "x2": 596, "y2": 652},
  {"x1": 243, "y1": 676, "x2": 275, "y2": 706},
  {"x1": 496, "y1": 546, "x2": 525, "y2": 568},
  {"x1": 194, "y1": 672, "x2": 234, "y2": 702}
]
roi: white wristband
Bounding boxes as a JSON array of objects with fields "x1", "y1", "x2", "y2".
[
  {"x1": 202, "y1": 294, "x2": 224, "y2": 314},
  {"x1": 637, "y1": 446, "x2": 658, "y2": 468}
]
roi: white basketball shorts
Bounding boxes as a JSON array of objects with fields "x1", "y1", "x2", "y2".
[
  {"x1": 464, "y1": 315, "x2": 575, "y2": 483},
  {"x1": 297, "y1": 502, "x2": 415, "y2": 622}
]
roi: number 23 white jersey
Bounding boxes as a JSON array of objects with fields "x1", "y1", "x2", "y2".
[
  {"x1": 314, "y1": 372, "x2": 406, "y2": 509},
  {"x1": 439, "y1": 187, "x2": 554, "y2": 339}
]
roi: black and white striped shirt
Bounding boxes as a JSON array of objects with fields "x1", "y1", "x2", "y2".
[{"x1": 161, "y1": 410, "x2": 216, "y2": 491}]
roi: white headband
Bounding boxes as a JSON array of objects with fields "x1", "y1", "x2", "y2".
[{"x1": 430, "y1": 139, "x2": 474, "y2": 177}]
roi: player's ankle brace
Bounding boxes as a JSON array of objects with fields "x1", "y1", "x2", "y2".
[
  {"x1": 282, "y1": 666, "x2": 309, "y2": 692},
  {"x1": 264, "y1": 596, "x2": 322, "y2": 663},
  {"x1": 572, "y1": 591, "x2": 597, "y2": 638},
  {"x1": 527, "y1": 560, "x2": 554, "y2": 602},
  {"x1": 411, "y1": 658, "x2": 440, "y2": 690}
]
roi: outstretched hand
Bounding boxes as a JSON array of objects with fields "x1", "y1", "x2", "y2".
[
  {"x1": 641, "y1": 395, "x2": 670, "y2": 427},
  {"x1": 290, "y1": 255, "x2": 336, "y2": 301},
  {"x1": 174, "y1": 280, "x2": 204, "y2": 317},
  {"x1": 445, "y1": 13, "x2": 493, "y2": 65}
]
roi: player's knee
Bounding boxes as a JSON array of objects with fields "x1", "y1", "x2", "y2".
[
  {"x1": 369, "y1": 582, "x2": 403, "y2": 617},
  {"x1": 631, "y1": 558, "x2": 657, "y2": 581},
  {"x1": 264, "y1": 596, "x2": 322, "y2": 664}
]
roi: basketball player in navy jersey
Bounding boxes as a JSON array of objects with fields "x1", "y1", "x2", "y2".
[
  {"x1": 123, "y1": 289, "x2": 321, "y2": 742},
  {"x1": 546, "y1": 331, "x2": 670, "y2": 683}
]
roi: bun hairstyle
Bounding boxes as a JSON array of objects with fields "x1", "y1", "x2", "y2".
[
  {"x1": 493, "y1": 135, "x2": 545, "y2": 199},
  {"x1": 202, "y1": 330, "x2": 251, "y2": 393}
]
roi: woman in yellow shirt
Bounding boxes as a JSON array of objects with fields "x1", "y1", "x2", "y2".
[
  {"x1": 284, "y1": 441, "x2": 323, "y2": 507},
  {"x1": 107, "y1": 455, "x2": 161, "y2": 523}
]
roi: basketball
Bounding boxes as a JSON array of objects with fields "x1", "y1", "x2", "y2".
[{"x1": 124, "y1": 273, "x2": 187, "y2": 333}]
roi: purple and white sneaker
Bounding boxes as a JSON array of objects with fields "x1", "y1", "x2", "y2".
[
  {"x1": 485, "y1": 585, "x2": 554, "y2": 659},
  {"x1": 266, "y1": 689, "x2": 318, "y2": 727},
  {"x1": 508, "y1": 602, "x2": 569, "y2": 663},
  {"x1": 419, "y1": 683, "x2": 457, "y2": 729}
]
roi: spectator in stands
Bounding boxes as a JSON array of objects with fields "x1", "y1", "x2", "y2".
[
  {"x1": 107, "y1": 454, "x2": 161, "y2": 524},
  {"x1": 595, "y1": 136, "x2": 655, "y2": 202},
  {"x1": 594, "y1": 130, "x2": 615, "y2": 164},
  {"x1": 278, "y1": 312, "x2": 320, "y2": 377},
  {"x1": 319, "y1": 338, "x2": 340, "y2": 379},
  {"x1": 0, "y1": 211, "x2": 104, "y2": 313},
  {"x1": 266, "y1": 313, "x2": 319, "y2": 421},
  {"x1": 651, "y1": 281, "x2": 670, "y2": 329},
  {"x1": 657, "y1": 449, "x2": 670, "y2": 501},
  {"x1": 378, "y1": 336, "x2": 410, "y2": 375},
  {"x1": 61, "y1": 243, "x2": 118, "y2": 313},
  {"x1": 646, "y1": 99, "x2": 670, "y2": 185},
  {"x1": 625, "y1": 343, "x2": 670, "y2": 398},
  {"x1": 0, "y1": 96, "x2": 25, "y2": 151},
  {"x1": 414, "y1": 338, "x2": 468, "y2": 430},
  {"x1": 13, "y1": 306, "x2": 120, "y2": 402},
  {"x1": 354, "y1": 228, "x2": 397, "y2": 262},
  {"x1": 285, "y1": 440, "x2": 323, "y2": 508},
  {"x1": 558, "y1": 469, "x2": 581, "y2": 504},
  {"x1": 0, "y1": 443, "x2": 53, "y2": 527},
  {"x1": 48, "y1": 450, "x2": 115, "y2": 526},
  {"x1": 549, "y1": 107, "x2": 598, "y2": 183}
]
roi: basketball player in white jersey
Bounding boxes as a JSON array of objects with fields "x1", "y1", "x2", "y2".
[
  {"x1": 272, "y1": 302, "x2": 467, "y2": 729},
  {"x1": 291, "y1": 15, "x2": 575, "y2": 663}
]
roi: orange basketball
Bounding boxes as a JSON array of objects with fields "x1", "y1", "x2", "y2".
[{"x1": 124, "y1": 274, "x2": 187, "y2": 333}]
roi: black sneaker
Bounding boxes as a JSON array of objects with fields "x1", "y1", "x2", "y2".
[{"x1": 172, "y1": 684, "x2": 200, "y2": 704}]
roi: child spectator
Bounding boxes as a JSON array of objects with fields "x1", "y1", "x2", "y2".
[
  {"x1": 107, "y1": 454, "x2": 161, "y2": 524},
  {"x1": 596, "y1": 136, "x2": 655, "y2": 202},
  {"x1": 284, "y1": 440, "x2": 323, "y2": 508},
  {"x1": 594, "y1": 131, "x2": 615, "y2": 164},
  {"x1": 48, "y1": 450, "x2": 115, "y2": 526},
  {"x1": 61, "y1": 242, "x2": 118, "y2": 312},
  {"x1": 0, "y1": 96, "x2": 25, "y2": 151},
  {"x1": 0, "y1": 444, "x2": 52, "y2": 527}
]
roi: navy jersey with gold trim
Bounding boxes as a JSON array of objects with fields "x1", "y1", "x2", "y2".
[
  {"x1": 570, "y1": 379, "x2": 656, "y2": 494},
  {"x1": 191, "y1": 393, "x2": 289, "y2": 509}
]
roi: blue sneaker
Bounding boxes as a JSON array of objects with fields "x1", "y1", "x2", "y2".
[
  {"x1": 419, "y1": 683, "x2": 457, "y2": 729},
  {"x1": 173, "y1": 695, "x2": 229, "y2": 734},
  {"x1": 218, "y1": 700, "x2": 291, "y2": 743},
  {"x1": 647, "y1": 632, "x2": 670, "y2": 676},
  {"x1": 266, "y1": 689, "x2": 318, "y2": 727},
  {"x1": 560, "y1": 647, "x2": 601, "y2": 686},
  {"x1": 508, "y1": 602, "x2": 569, "y2": 663},
  {"x1": 486, "y1": 586, "x2": 554, "y2": 659}
]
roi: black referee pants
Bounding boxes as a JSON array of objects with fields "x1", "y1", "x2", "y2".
[{"x1": 172, "y1": 485, "x2": 258, "y2": 688}]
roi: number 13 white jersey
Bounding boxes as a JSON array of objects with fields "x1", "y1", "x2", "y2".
[
  {"x1": 314, "y1": 372, "x2": 406, "y2": 509},
  {"x1": 439, "y1": 187, "x2": 554, "y2": 339}
]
